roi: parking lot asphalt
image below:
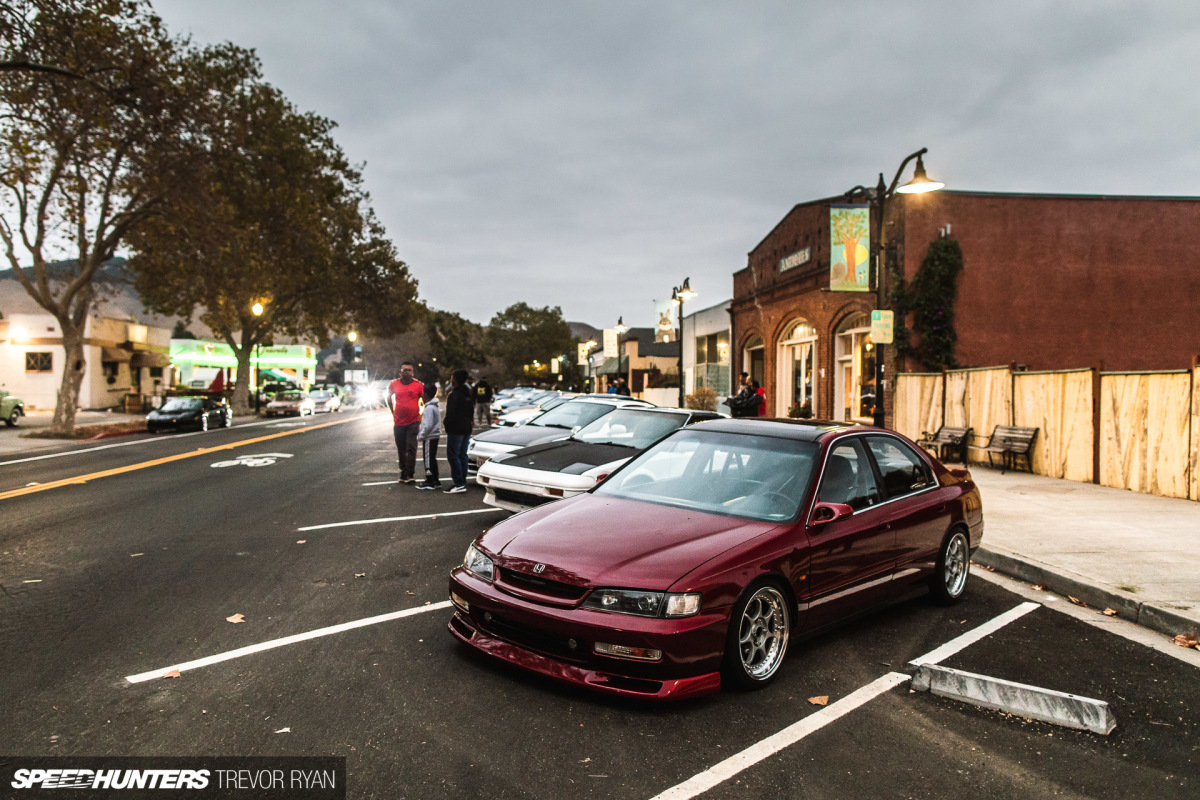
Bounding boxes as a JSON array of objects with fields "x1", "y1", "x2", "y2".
[{"x1": 1, "y1": 411, "x2": 1197, "y2": 798}]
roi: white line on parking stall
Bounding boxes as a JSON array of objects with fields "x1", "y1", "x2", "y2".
[
  {"x1": 297, "y1": 507, "x2": 503, "y2": 531},
  {"x1": 649, "y1": 601, "x2": 1042, "y2": 800},
  {"x1": 909, "y1": 601, "x2": 1040, "y2": 667},
  {"x1": 125, "y1": 601, "x2": 452, "y2": 684}
]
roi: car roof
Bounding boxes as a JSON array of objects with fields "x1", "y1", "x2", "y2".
[{"x1": 687, "y1": 417, "x2": 867, "y2": 442}]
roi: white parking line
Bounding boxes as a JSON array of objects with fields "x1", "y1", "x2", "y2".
[
  {"x1": 125, "y1": 601, "x2": 452, "y2": 684},
  {"x1": 297, "y1": 508, "x2": 503, "y2": 531},
  {"x1": 650, "y1": 601, "x2": 1041, "y2": 800},
  {"x1": 909, "y1": 601, "x2": 1040, "y2": 667}
]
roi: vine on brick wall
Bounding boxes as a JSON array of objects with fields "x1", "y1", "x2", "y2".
[{"x1": 892, "y1": 237, "x2": 963, "y2": 370}]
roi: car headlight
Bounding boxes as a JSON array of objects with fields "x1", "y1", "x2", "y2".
[
  {"x1": 463, "y1": 544, "x2": 494, "y2": 582},
  {"x1": 582, "y1": 589, "x2": 702, "y2": 618}
]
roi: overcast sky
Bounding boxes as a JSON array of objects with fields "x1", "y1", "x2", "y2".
[{"x1": 150, "y1": 0, "x2": 1200, "y2": 329}]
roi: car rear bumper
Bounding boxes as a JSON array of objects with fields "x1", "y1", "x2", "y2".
[{"x1": 447, "y1": 568, "x2": 726, "y2": 700}]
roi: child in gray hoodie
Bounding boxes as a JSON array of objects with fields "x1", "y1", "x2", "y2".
[{"x1": 416, "y1": 383, "x2": 441, "y2": 489}]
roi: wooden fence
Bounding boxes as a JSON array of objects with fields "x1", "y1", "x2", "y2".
[{"x1": 894, "y1": 364, "x2": 1199, "y2": 501}]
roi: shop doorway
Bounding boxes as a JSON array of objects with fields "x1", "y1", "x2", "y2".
[{"x1": 777, "y1": 319, "x2": 817, "y2": 417}]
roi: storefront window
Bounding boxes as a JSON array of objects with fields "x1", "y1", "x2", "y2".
[
  {"x1": 777, "y1": 320, "x2": 817, "y2": 417},
  {"x1": 835, "y1": 313, "x2": 875, "y2": 423}
]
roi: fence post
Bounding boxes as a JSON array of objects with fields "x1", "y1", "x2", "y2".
[{"x1": 1092, "y1": 362, "x2": 1103, "y2": 485}]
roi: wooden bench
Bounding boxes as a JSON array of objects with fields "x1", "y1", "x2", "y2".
[
  {"x1": 983, "y1": 425, "x2": 1039, "y2": 472},
  {"x1": 918, "y1": 425, "x2": 972, "y2": 464}
]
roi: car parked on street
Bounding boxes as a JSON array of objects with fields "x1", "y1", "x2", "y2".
[
  {"x1": 467, "y1": 396, "x2": 653, "y2": 470},
  {"x1": 265, "y1": 390, "x2": 315, "y2": 417},
  {"x1": 448, "y1": 418, "x2": 983, "y2": 700},
  {"x1": 1, "y1": 389, "x2": 25, "y2": 427},
  {"x1": 493, "y1": 393, "x2": 577, "y2": 427},
  {"x1": 146, "y1": 396, "x2": 231, "y2": 433},
  {"x1": 478, "y1": 407, "x2": 724, "y2": 511},
  {"x1": 309, "y1": 389, "x2": 342, "y2": 413}
]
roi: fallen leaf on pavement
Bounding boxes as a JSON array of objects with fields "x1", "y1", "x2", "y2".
[
  {"x1": 355, "y1": 573, "x2": 366, "y2": 578},
  {"x1": 1031, "y1": 585, "x2": 1043, "y2": 591},
  {"x1": 405, "y1": 591, "x2": 415, "y2": 596},
  {"x1": 579, "y1": 758, "x2": 591, "y2": 764},
  {"x1": 296, "y1": 540, "x2": 306, "y2": 544},
  {"x1": 274, "y1": 727, "x2": 291, "y2": 734},
  {"x1": 1068, "y1": 596, "x2": 1087, "y2": 608},
  {"x1": 130, "y1": 553, "x2": 144, "y2": 557},
  {"x1": 808, "y1": 696, "x2": 829, "y2": 706},
  {"x1": 226, "y1": 613, "x2": 245, "y2": 624},
  {"x1": 163, "y1": 670, "x2": 181, "y2": 678},
  {"x1": 1103, "y1": 608, "x2": 1117, "y2": 617},
  {"x1": 1173, "y1": 634, "x2": 1199, "y2": 648}
]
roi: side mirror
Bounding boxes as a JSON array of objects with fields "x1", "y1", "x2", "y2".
[{"x1": 809, "y1": 502, "x2": 854, "y2": 527}]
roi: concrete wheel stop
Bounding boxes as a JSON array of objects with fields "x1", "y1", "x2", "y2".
[{"x1": 911, "y1": 663, "x2": 1117, "y2": 735}]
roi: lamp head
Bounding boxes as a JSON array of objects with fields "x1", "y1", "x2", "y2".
[
  {"x1": 896, "y1": 154, "x2": 944, "y2": 194},
  {"x1": 614, "y1": 316, "x2": 627, "y2": 334},
  {"x1": 677, "y1": 277, "x2": 697, "y2": 301},
  {"x1": 251, "y1": 302, "x2": 265, "y2": 316}
]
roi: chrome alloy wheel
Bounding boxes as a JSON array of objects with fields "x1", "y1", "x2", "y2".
[
  {"x1": 737, "y1": 586, "x2": 789, "y2": 681},
  {"x1": 943, "y1": 531, "x2": 969, "y2": 598}
]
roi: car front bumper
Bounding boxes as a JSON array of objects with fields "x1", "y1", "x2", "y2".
[{"x1": 447, "y1": 568, "x2": 726, "y2": 700}]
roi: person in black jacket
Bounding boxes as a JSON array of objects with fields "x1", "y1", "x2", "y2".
[
  {"x1": 727, "y1": 372, "x2": 757, "y2": 418},
  {"x1": 443, "y1": 369, "x2": 475, "y2": 493}
]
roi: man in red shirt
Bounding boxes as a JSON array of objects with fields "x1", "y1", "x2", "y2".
[{"x1": 387, "y1": 362, "x2": 425, "y2": 483}]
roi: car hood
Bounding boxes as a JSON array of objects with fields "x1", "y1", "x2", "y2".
[
  {"x1": 480, "y1": 494, "x2": 781, "y2": 591},
  {"x1": 472, "y1": 424, "x2": 572, "y2": 448},
  {"x1": 489, "y1": 440, "x2": 635, "y2": 473}
]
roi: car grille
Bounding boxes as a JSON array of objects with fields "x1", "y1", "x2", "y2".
[
  {"x1": 497, "y1": 567, "x2": 589, "y2": 603},
  {"x1": 479, "y1": 612, "x2": 585, "y2": 662},
  {"x1": 493, "y1": 487, "x2": 554, "y2": 508}
]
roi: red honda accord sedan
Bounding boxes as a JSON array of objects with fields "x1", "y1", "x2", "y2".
[{"x1": 447, "y1": 418, "x2": 983, "y2": 700}]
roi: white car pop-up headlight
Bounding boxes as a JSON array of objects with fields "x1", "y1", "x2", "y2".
[{"x1": 463, "y1": 544, "x2": 495, "y2": 582}]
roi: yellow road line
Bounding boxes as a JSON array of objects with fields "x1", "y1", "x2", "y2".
[{"x1": 0, "y1": 416, "x2": 366, "y2": 502}]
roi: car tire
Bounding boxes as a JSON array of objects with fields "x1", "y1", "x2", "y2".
[
  {"x1": 722, "y1": 579, "x2": 791, "y2": 690},
  {"x1": 5, "y1": 409, "x2": 18, "y2": 427},
  {"x1": 223, "y1": 410, "x2": 232, "y2": 428},
  {"x1": 929, "y1": 529, "x2": 970, "y2": 605}
]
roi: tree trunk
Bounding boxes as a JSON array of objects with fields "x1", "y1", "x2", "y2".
[
  {"x1": 51, "y1": 324, "x2": 87, "y2": 436},
  {"x1": 231, "y1": 352, "x2": 252, "y2": 416}
]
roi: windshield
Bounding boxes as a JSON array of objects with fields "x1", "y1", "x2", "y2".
[
  {"x1": 160, "y1": 398, "x2": 201, "y2": 412},
  {"x1": 310, "y1": 391, "x2": 331, "y2": 399},
  {"x1": 595, "y1": 429, "x2": 819, "y2": 522},
  {"x1": 278, "y1": 391, "x2": 305, "y2": 401},
  {"x1": 528, "y1": 401, "x2": 613, "y2": 430},
  {"x1": 574, "y1": 409, "x2": 689, "y2": 449}
]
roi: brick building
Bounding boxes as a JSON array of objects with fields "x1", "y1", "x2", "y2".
[{"x1": 730, "y1": 190, "x2": 1200, "y2": 421}]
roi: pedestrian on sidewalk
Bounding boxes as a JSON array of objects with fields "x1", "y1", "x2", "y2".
[
  {"x1": 615, "y1": 376, "x2": 631, "y2": 396},
  {"x1": 443, "y1": 368, "x2": 474, "y2": 493},
  {"x1": 387, "y1": 362, "x2": 424, "y2": 483},
  {"x1": 753, "y1": 379, "x2": 766, "y2": 416},
  {"x1": 473, "y1": 375, "x2": 494, "y2": 428},
  {"x1": 726, "y1": 372, "x2": 756, "y2": 418},
  {"x1": 416, "y1": 382, "x2": 441, "y2": 490}
]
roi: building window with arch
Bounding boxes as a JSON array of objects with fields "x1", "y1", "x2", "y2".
[
  {"x1": 777, "y1": 319, "x2": 817, "y2": 417},
  {"x1": 834, "y1": 312, "x2": 876, "y2": 423},
  {"x1": 742, "y1": 334, "x2": 765, "y2": 390}
]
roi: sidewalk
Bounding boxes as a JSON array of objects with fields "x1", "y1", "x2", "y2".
[
  {"x1": 0, "y1": 408, "x2": 150, "y2": 456},
  {"x1": 970, "y1": 466, "x2": 1200, "y2": 639}
]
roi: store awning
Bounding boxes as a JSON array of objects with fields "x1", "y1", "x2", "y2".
[
  {"x1": 130, "y1": 351, "x2": 171, "y2": 368},
  {"x1": 596, "y1": 356, "x2": 628, "y2": 375},
  {"x1": 101, "y1": 346, "x2": 132, "y2": 363}
]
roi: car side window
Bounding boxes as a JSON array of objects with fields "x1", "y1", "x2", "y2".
[
  {"x1": 818, "y1": 440, "x2": 880, "y2": 510},
  {"x1": 865, "y1": 436, "x2": 933, "y2": 498}
]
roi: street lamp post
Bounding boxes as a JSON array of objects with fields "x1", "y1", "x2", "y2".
[
  {"x1": 251, "y1": 301, "x2": 265, "y2": 413},
  {"x1": 846, "y1": 149, "x2": 943, "y2": 428},
  {"x1": 671, "y1": 277, "x2": 697, "y2": 408}
]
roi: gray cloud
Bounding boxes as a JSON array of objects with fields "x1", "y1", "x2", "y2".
[{"x1": 151, "y1": 0, "x2": 1200, "y2": 326}]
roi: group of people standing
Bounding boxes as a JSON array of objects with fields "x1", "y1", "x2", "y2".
[
  {"x1": 726, "y1": 372, "x2": 766, "y2": 418},
  {"x1": 387, "y1": 364, "x2": 494, "y2": 493}
]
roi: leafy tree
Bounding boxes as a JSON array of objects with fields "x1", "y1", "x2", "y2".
[
  {"x1": 0, "y1": 0, "x2": 254, "y2": 433},
  {"x1": 425, "y1": 307, "x2": 488, "y2": 381},
  {"x1": 487, "y1": 302, "x2": 576, "y2": 385},
  {"x1": 127, "y1": 64, "x2": 419, "y2": 414},
  {"x1": 892, "y1": 237, "x2": 964, "y2": 370}
]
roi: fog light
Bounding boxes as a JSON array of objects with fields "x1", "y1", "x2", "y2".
[
  {"x1": 483, "y1": 611, "x2": 493, "y2": 623},
  {"x1": 594, "y1": 642, "x2": 663, "y2": 662},
  {"x1": 450, "y1": 592, "x2": 469, "y2": 613},
  {"x1": 567, "y1": 638, "x2": 578, "y2": 650}
]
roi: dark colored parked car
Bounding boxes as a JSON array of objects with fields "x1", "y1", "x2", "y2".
[
  {"x1": 146, "y1": 396, "x2": 231, "y2": 433},
  {"x1": 448, "y1": 418, "x2": 983, "y2": 700}
]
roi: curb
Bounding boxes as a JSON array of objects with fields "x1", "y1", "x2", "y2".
[
  {"x1": 973, "y1": 546, "x2": 1200, "y2": 639},
  {"x1": 911, "y1": 663, "x2": 1117, "y2": 735}
]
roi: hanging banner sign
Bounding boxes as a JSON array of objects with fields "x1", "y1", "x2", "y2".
[
  {"x1": 577, "y1": 343, "x2": 590, "y2": 366},
  {"x1": 550, "y1": 357, "x2": 560, "y2": 374},
  {"x1": 602, "y1": 328, "x2": 619, "y2": 358},
  {"x1": 870, "y1": 310, "x2": 894, "y2": 344},
  {"x1": 830, "y1": 204, "x2": 870, "y2": 292}
]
